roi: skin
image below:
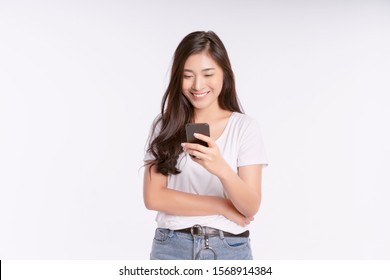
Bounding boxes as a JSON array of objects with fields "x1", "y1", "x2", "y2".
[{"x1": 144, "y1": 50, "x2": 262, "y2": 226}]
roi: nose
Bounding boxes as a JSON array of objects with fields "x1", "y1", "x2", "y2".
[{"x1": 191, "y1": 77, "x2": 204, "y2": 91}]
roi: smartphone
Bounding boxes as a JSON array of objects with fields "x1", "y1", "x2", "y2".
[{"x1": 185, "y1": 123, "x2": 210, "y2": 147}]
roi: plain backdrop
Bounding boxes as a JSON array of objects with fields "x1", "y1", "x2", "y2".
[{"x1": 1, "y1": 0, "x2": 389, "y2": 259}]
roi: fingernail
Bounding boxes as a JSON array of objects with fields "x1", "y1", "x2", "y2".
[
  {"x1": 193, "y1": 133, "x2": 198, "y2": 136},
  {"x1": 181, "y1": 143, "x2": 185, "y2": 147}
]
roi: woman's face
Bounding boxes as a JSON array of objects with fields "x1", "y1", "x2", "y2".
[{"x1": 182, "y1": 51, "x2": 224, "y2": 112}]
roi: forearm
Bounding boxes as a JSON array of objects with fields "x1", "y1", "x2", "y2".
[
  {"x1": 144, "y1": 186, "x2": 226, "y2": 216},
  {"x1": 218, "y1": 164, "x2": 261, "y2": 218}
]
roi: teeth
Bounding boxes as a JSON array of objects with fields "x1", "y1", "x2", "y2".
[{"x1": 193, "y1": 92, "x2": 208, "y2": 97}]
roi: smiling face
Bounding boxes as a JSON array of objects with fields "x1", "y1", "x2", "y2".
[{"x1": 182, "y1": 51, "x2": 224, "y2": 113}]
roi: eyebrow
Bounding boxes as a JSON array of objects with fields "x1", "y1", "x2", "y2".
[{"x1": 183, "y1": 68, "x2": 215, "y2": 73}]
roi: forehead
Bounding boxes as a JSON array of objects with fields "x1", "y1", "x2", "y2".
[{"x1": 184, "y1": 51, "x2": 220, "y2": 70}]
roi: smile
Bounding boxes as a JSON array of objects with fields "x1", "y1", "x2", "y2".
[{"x1": 191, "y1": 91, "x2": 209, "y2": 98}]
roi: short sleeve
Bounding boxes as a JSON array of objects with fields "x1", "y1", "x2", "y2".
[
  {"x1": 237, "y1": 118, "x2": 268, "y2": 167},
  {"x1": 143, "y1": 115, "x2": 162, "y2": 162}
]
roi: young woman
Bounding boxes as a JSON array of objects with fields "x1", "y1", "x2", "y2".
[{"x1": 143, "y1": 31, "x2": 268, "y2": 260}]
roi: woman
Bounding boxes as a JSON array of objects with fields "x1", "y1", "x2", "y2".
[{"x1": 143, "y1": 31, "x2": 268, "y2": 260}]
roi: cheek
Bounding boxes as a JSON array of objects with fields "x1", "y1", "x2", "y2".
[
  {"x1": 182, "y1": 80, "x2": 191, "y2": 91},
  {"x1": 210, "y1": 77, "x2": 223, "y2": 92}
]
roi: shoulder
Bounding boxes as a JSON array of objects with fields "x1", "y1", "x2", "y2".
[
  {"x1": 228, "y1": 112, "x2": 265, "y2": 145},
  {"x1": 231, "y1": 113, "x2": 268, "y2": 166},
  {"x1": 230, "y1": 112, "x2": 260, "y2": 130},
  {"x1": 231, "y1": 112, "x2": 256, "y2": 122},
  {"x1": 149, "y1": 113, "x2": 163, "y2": 132},
  {"x1": 146, "y1": 113, "x2": 163, "y2": 140}
]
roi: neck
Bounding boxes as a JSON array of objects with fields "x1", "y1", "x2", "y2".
[{"x1": 193, "y1": 107, "x2": 231, "y2": 123}]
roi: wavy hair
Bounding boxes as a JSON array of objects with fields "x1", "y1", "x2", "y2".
[{"x1": 147, "y1": 31, "x2": 243, "y2": 175}]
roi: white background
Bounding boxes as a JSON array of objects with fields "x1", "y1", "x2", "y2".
[{"x1": 1, "y1": 0, "x2": 389, "y2": 259}]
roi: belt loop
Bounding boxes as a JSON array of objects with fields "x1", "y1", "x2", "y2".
[
  {"x1": 219, "y1": 229, "x2": 224, "y2": 239},
  {"x1": 204, "y1": 230, "x2": 210, "y2": 249}
]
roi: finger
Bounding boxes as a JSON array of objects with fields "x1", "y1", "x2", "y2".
[
  {"x1": 194, "y1": 133, "x2": 216, "y2": 148},
  {"x1": 242, "y1": 218, "x2": 251, "y2": 226},
  {"x1": 181, "y1": 142, "x2": 208, "y2": 153},
  {"x1": 188, "y1": 149, "x2": 205, "y2": 160},
  {"x1": 181, "y1": 143, "x2": 200, "y2": 158},
  {"x1": 244, "y1": 216, "x2": 253, "y2": 225}
]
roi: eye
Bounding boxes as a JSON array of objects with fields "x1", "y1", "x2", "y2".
[
  {"x1": 204, "y1": 74, "x2": 214, "y2": 77},
  {"x1": 183, "y1": 75, "x2": 193, "y2": 79}
]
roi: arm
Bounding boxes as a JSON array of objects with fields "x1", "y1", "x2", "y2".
[
  {"x1": 218, "y1": 164, "x2": 262, "y2": 218},
  {"x1": 182, "y1": 133, "x2": 263, "y2": 218},
  {"x1": 143, "y1": 162, "x2": 252, "y2": 226}
]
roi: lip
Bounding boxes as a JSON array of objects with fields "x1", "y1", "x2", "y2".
[{"x1": 190, "y1": 91, "x2": 209, "y2": 98}]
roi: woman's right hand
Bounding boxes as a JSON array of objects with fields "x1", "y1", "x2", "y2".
[{"x1": 221, "y1": 199, "x2": 254, "y2": 227}]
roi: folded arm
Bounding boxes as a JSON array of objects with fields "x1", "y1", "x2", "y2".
[{"x1": 143, "y1": 162, "x2": 252, "y2": 226}]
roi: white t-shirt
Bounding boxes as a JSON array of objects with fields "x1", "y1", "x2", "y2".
[{"x1": 144, "y1": 112, "x2": 268, "y2": 234}]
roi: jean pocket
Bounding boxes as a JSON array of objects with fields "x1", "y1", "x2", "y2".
[
  {"x1": 153, "y1": 228, "x2": 172, "y2": 243},
  {"x1": 222, "y1": 237, "x2": 250, "y2": 250}
]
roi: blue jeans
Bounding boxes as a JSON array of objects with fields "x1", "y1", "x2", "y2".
[{"x1": 150, "y1": 228, "x2": 253, "y2": 260}]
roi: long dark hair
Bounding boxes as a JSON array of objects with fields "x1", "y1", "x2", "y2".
[{"x1": 147, "y1": 31, "x2": 243, "y2": 175}]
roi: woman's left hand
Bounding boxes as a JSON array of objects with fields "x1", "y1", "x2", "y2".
[{"x1": 181, "y1": 133, "x2": 228, "y2": 177}]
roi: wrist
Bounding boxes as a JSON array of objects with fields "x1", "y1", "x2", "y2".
[
  {"x1": 215, "y1": 197, "x2": 229, "y2": 216},
  {"x1": 216, "y1": 161, "x2": 234, "y2": 181}
]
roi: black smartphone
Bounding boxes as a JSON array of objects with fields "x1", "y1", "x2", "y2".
[{"x1": 185, "y1": 123, "x2": 210, "y2": 147}]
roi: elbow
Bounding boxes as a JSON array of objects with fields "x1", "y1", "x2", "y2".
[
  {"x1": 144, "y1": 194, "x2": 158, "y2": 211},
  {"x1": 144, "y1": 200, "x2": 153, "y2": 211},
  {"x1": 244, "y1": 196, "x2": 261, "y2": 218},
  {"x1": 143, "y1": 189, "x2": 156, "y2": 210},
  {"x1": 143, "y1": 163, "x2": 167, "y2": 211},
  {"x1": 243, "y1": 207, "x2": 259, "y2": 219},
  {"x1": 144, "y1": 189, "x2": 164, "y2": 211}
]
